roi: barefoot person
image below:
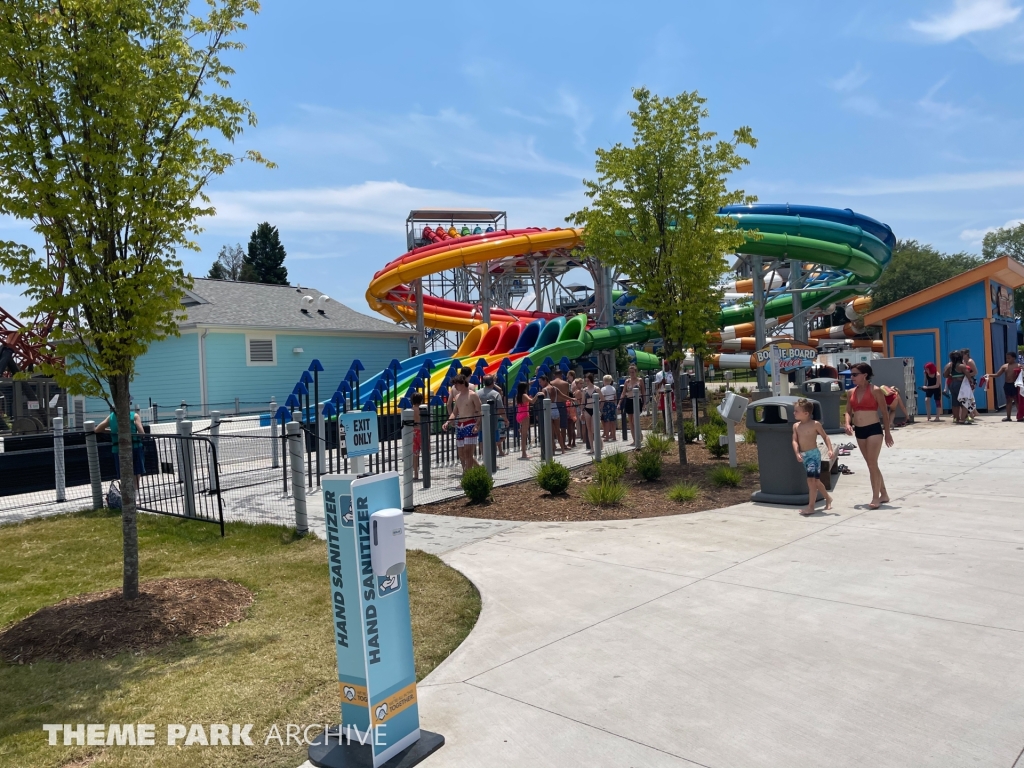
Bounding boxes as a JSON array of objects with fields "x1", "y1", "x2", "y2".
[
  {"x1": 515, "y1": 382, "x2": 537, "y2": 459},
  {"x1": 844, "y1": 363, "x2": 894, "y2": 509},
  {"x1": 600, "y1": 374, "x2": 617, "y2": 442},
  {"x1": 442, "y1": 375, "x2": 480, "y2": 471},
  {"x1": 921, "y1": 362, "x2": 942, "y2": 421},
  {"x1": 991, "y1": 351, "x2": 1022, "y2": 421},
  {"x1": 543, "y1": 370, "x2": 571, "y2": 453},
  {"x1": 792, "y1": 398, "x2": 834, "y2": 516}
]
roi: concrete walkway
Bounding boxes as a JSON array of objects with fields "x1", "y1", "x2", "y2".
[{"x1": 413, "y1": 415, "x2": 1024, "y2": 767}]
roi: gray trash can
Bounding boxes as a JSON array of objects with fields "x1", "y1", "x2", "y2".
[
  {"x1": 802, "y1": 378, "x2": 844, "y2": 434},
  {"x1": 746, "y1": 396, "x2": 837, "y2": 505}
]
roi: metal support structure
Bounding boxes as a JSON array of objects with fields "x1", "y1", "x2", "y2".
[
  {"x1": 790, "y1": 259, "x2": 807, "y2": 386},
  {"x1": 414, "y1": 278, "x2": 426, "y2": 354},
  {"x1": 209, "y1": 411, "x2": 221, "y2": 492},
  {"x1": 316, "y1": 401, "x2": 325, "y2": 485},
  {"x1": 752, "y1": 255, "x2": 768, "y2": 391},
  {"x1": 270, "y1": 398, "x2": 279, "y2": 468},
  {"x1": 480, "y1": 261, "x2": 490, "y2": 324},
  {"x1": 419, "y1": 405, "x2": 431, "y2": 489},
  {"x1": 541, "y1": 397, "x2": 554, "y2": 462},
  {"x1": 726, "y1": 420, "x2": 738, "y2": 468},
  {"x1": 401, "y1": 408, "x2": 414, "y2": 512},
  {"x1": 632, "y1": 387, "x2": 642, "y2": 448},
  {"x1": 84, "y1": 420, "x2": 103, "y2": 509},
  {"x1": 286, "y1": 421, "x2": 308, "y2": 534},
  {"x1": 481, "y1": 402, "x2": 494, "y2": 474},
  {"x1": 533, "y1": 259, "x2": 543, "y2": 313},
  {"x1": 53, "y1": 411, "x2": 66, "y2": 502},
  {"x1": 176, "y1": 419, "x2": 197, "y2": 519}
]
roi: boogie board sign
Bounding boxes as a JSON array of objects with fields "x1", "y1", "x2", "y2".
[{"x1": 755, "y1": 341, "x2": 817, "y2": 373}]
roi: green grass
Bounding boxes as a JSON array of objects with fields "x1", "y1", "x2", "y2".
[
  {"x1": 643, "y1": 432, "x2": 673, "y2": 455},
  {"x1": 583, "y1": 480, "x2": 628, "y2": 506},
  {"x1": 0, "y1": 509, "x2": 480, "y2": 768},
  {"x1": 740, "y1": 461, "x2": 759, "y2": 473},
  {"x1": 708, "y1": 466, "x2": 743, "y2": 487},
  {"x1": 667, "y1": 482, "x2": 700, "y2": 503}
]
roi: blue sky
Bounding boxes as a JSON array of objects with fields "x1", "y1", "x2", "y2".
[{"x1": 4, "y1": 0, "x2": 1024, "y2": 320}]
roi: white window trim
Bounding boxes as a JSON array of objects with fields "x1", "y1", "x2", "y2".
[{"x1": 245, "y1": 334, "x2": 277, "y2": 366}]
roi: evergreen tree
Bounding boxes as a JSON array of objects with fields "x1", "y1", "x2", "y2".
[
  {"x1": 207, "y1": 261, "x2": 227, "y2": 279},
  {"x1": 245, "y1": 222, "x2": 288, "y2": 284},
  {"x1": 871, "y1": 240, "x2": 981, "y2": 310}
]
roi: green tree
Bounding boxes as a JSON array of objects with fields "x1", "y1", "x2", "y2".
[
  {"x1": 208, "y1": 242, "x2": 245, "y2": 280},
  {"x1": 245, "y1": 222, "x2": 288, "y2": 284},
  {"x1": 871, "y1": 240, "x2": 981, "y2": 310},
  {"x1": 569, "y1": 88, "x2": 756, "y2": 463},
  {"x1": 0, "y1": 0, "x2": 269, "y2": 600},
  {"x1": 982, "y1": 222, "x2": 1024, "y2": 317}
]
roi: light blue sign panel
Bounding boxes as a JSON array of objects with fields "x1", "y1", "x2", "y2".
[
  {"x1": 340, "y1": 411, "x2": 379, "y2": 457},
  {"x1": 321, "y1": 474, "x2": 370, "y2": 736},
  {"x1": 350, "y1": 471, "x2": 420, "y2": 766}
]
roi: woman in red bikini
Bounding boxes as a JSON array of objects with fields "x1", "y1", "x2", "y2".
[{"x1": 843, "y1": 362, "x2": 894, "y2": 509}]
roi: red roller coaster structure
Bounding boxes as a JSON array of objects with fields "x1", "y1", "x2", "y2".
[{"x1": 0, "y1": 245, "x2": 63, "y2": 376}]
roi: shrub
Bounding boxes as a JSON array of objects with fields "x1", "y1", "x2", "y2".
[
  {"x1": 740, "y1": 461, "x2": 759, "y2": 473},
  {"x1": 739, "y1": 386, "x2": 749, "y2": 394},
  {"x1": 583, "y1": 480, "x2": 628, "y2": 506},
  {"x1": 602, "y1": 450, "x2": 630, "y2": 473},
  {"x1": 593, "y1": 456, "x2": 625, "y2": 484},
  {"x1": 708, "y1": 465, "x2": 743, "y2": 487},
  {"x1": 536, "y1": 460, "x2": 571, "y2": 495},
  {"x1": 461, "y1": 465, "x2": 493, "y2": 503},
  {"x1": 683, "y1": 419, "x2": 699, "y2": 444},
  {"x1": 633, "y1": 447, "x2": 663, "y2": 481},
  {"x1": 667, "y1": 481, "x2": 700, "y2": 503},
  {"x1": 701, "y1": 423, "x2": 729, "y2": 458},
  {"x1": 708, "y1": 408, "x2": 727, "y2": 429},
  {"x1": 743, "y1": 428, "x2": 757, "y2": 445},
  {"x1": 644, "y1": 432, "x2": 673, "y2": 455}
]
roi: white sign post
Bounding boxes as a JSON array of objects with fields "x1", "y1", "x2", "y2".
[{"x1": 770, "y1": 344, "x2": 781, "y2": 397}]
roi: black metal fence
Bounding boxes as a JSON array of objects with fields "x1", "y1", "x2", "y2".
[{"x1": 136, "y1": 434, "x2": 225, "y2": 536}]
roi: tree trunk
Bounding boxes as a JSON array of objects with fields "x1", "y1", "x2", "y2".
[
  {"x1": 111, "y1": 374, "x2": 139, "y2": 600},
  {"x1": 675, "y1": 362, "x2": 687, "y2": 465}
]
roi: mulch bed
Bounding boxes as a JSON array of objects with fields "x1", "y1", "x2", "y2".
[
  {"x1": 0, "y1": 578, "x2": 254, "y2": 664},
  {"x1": 419, "y1": 442, "x2": 760, "y2": 521}
]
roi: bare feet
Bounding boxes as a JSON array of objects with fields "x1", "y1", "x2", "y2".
[
  {"x1": 868, "y1": 500, "x2": 880, "y2": 509},
  {"x1": 879, "y1": 496, "x2": 890, "y2": 504},
  {"x1": 824, "y1": 496, "x2": 833, "y2": 510},
  {"x1": 799, "y1": 508, "x2": 814, "y2": 516}
]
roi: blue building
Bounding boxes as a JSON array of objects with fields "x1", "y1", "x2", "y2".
[
  {"x1": 865, "y1": 256, "x2": 1024, "y2": 414},
  {"x1": 83, "y1": 279, "x2": 411, "y2": 418}
]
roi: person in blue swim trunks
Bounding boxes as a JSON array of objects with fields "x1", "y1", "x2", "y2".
[
  {"x1": 792, "y1": 398, "x2": 834, "y2": 516},
  {"x1": 442, "y1": 374, "x2": 481, "y2": 472}
]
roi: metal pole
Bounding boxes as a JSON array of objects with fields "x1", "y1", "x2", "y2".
[
  {"x1": 480, "y1": 260, "x2": 491, "y2": 324},
  {"x1": 632, "y1": 386, "x2": 642, "y2": 448},
  {"x1": 420, "y1": 404, "x2": 431, "y2": 489},
  {"x1": 592, "y1": 400, "x2": 602, "y2": 461},
  {"x1": 286, "y1": 421, "x2": 308, "y2": 535},
  {"x1": 415, "y1": 278, "x2": 426, "y2": 353},
  {"x1": 542, "y1": 397, "x2": 554, "y2": 462},
  {"x1": 177, "y1": 419, "x2": 197, "y2": 518},
  {"x1": 316, "y1": 401, "x2": 325, "y2": 486},
  {"x1": 727, "y1": 419, "x2": 738, "y2": 468},
  {"x1": 270, "y1": 398, "x2": 279, "y2": 468},
  {"x1": 84, "y1": 420, "x2": 103, "y2": 509},
  {"x1": 401, "y1": 408, "x2": 414, "y2": 512},
  {"x1": 53, "y1": 412, "x2": 66, "y2": 502},
  {"x1": 174, "y1": 408, "x2": 186, "y2": 482},
  {"x1": 209, "y1": 411, "x2": 221, "y2": 492},
  {"x1": 790, "y1": 259, "x2": 807, "y2": 387},
  {"x1": 753, "y1": 255, "x2": 768, "y2": 391},
  {"x1": 481, "y1": 402, "x2": 494, "y2": 474}
]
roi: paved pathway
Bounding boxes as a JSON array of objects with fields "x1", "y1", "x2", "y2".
[{"x1": 411, "y1": 415, "x2": 1024, "y2": 767}]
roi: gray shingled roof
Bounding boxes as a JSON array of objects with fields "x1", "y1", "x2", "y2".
[{"x1": 178, "y1": 279, "x2": 407, "y2": 335}]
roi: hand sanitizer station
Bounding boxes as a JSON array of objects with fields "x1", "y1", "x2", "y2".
[{"x1": 309, "y1": 418, "x2": 444, "y2": 767}]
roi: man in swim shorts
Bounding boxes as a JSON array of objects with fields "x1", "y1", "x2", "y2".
[{"x1": 443, "y1": 374, "x2": 481, "y2": 472}]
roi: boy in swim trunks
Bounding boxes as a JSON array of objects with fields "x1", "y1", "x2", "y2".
[{"x1": 792, "y1": 398, "x2": 834, "y2": 516}]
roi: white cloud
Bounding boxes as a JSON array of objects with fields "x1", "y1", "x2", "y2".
[
  {"x1": 830, "y1": 63, "x2": 869, "y2": 92},
  {"x1": 826, "y1": 169, "x2": 1024, "y2": 195},
  {"x1": 910, "y1": 0, "x2": 1021, "y2": 42},
  {"x1": 841, "y1": 95, "x2": 889, "y2": 118},
  {"x1": 205, "y1": 180, "x2": 585, "y2": 235},
  {"x1": 960, "y1": 217, "x2": 1024, "y2": 242},
  {"x1": 916, "y1": 76, "x2": 976, "y2": 122},
  {"x1": 550, "y1": 90, "x2": 593, "y2": 151}
]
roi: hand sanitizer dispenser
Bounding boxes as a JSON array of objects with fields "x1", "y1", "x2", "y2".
[
  {"x1": 370, "y1": 507, "x2": 406, "y2": 577},
  {"x1": 717, "y1": 391, "x2": 750, "y2": 423}
]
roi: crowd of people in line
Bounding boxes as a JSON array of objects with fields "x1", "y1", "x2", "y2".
[{"x1": 430, "y1": 363, "x2": 673, "y2": 473}]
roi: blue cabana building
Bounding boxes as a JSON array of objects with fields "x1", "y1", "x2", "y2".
[{"x1": 865, "y1": 256, "x2": 1024, "y2": 414}]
